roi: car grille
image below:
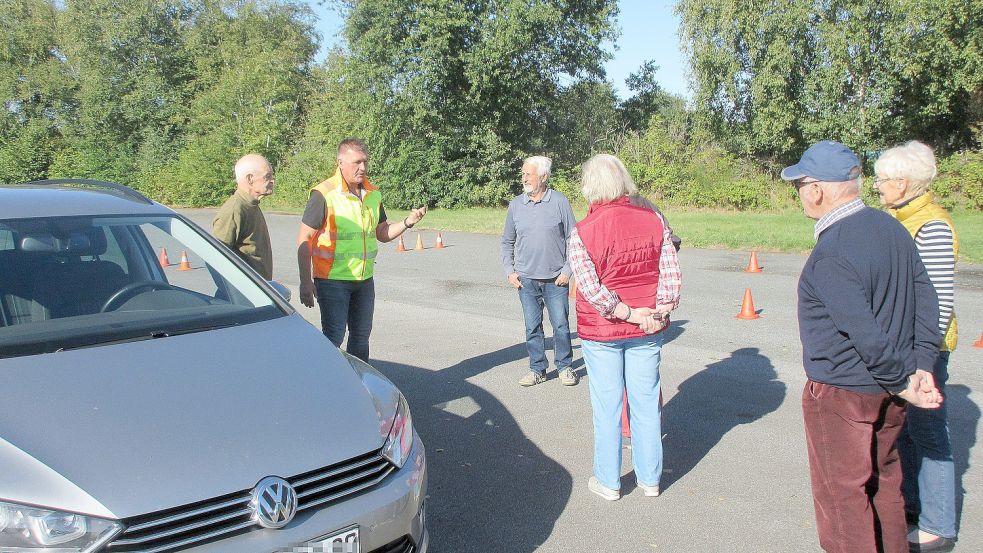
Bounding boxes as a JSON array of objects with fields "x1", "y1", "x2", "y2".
[
  {"x1": 105, "y1": 450, "x2": 395, "y2": 553},
  {"x1": 370, "y1": 535, "x2": 415, "y2": 553}
]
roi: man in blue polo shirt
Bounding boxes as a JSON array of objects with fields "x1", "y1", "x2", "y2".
[
  {"x1": 785, "y1": 140, "x2": 944, "y2": 553},
  {"x1": 501, "y1": 156, "x2": 578, "y2": 387}
]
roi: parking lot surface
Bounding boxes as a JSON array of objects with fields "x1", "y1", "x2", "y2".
[{"x1": 183, "y1": 209, "x2": 982, "y2": 552}]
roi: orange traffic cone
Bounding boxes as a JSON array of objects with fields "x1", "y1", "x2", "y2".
[
  {"x1": 435, "y1": 232, "x2": 446, "y2": 249},
  {"x1": 177, "y1": 250, "x2": 192, "y2": 271},
  {"x1": 745, "y1": 251, "x2": 763, "y2": 273},
  {"x1": 158, "y1": 247, "x2": 170, "y2": 268},
  {"x1": 974, "y1": 332, "x2": 983, "y2": 348},
  {"x1": 736, "y1": 288, "x2": 760, "y2": 320},
  {"x1": 415, "y1": 233, "x2": 424, "y2": 251},
  {"x1": 396, "y1": 235, "x2": 407, "y2": 252}
]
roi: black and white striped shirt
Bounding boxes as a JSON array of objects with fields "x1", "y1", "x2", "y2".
[{"x1": 914, "y1": 220, "x2": 956, "y2": 335}]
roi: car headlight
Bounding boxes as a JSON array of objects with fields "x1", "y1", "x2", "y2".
[
  {"x1": 0, "y1": 500, "x2": 122, "y2": 552},
  {"x1": 381, "y1": 393, "x2": 414, "y2": 469}
]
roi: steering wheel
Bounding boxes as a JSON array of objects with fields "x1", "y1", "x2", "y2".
[{"x1": 101, "y1": 281, "x2": 175, "y2": 312}]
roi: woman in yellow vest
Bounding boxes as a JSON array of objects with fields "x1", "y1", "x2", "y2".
[
  {"x1": 874, "y1": 141, "x2": 958, "y2": 552},
  {"x1": 297, "y1": 138, "x2": 427, "y2": 361}
]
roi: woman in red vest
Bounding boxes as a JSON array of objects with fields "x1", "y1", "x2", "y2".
[{"x1": 568, "y1": 154, "x2": 681, "y2": 501}]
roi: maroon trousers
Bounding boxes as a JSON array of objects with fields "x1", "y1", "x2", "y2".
[{"x1": 802, "y1": 381, "x2": 909, "y2": 553}]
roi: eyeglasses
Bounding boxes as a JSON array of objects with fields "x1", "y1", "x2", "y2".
[
  {"x1": 794, "y1": 178, "x2": 820, "y2": 189},
  {"x1": 872, "y1": 177, "x2": 895, "y2": 186}
]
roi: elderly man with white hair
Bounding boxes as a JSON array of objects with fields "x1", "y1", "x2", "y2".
[
  {"x1": 212, "y1": 153, "x2": 275, "y2": 279},
  {"x1": 501, "y1": 155, "x2": 578, "y2": 387},
  {"x1": 785, "y1": 140, "x2": 944, "y2": 553}
]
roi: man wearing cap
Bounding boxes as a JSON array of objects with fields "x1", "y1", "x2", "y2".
[{"x1": 783, "y1": 140, "x2": 944, "y2": 553}]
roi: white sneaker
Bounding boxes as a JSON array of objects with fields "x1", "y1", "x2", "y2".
[
  {"x1": 588, "y1": 476, "x2": 620, "y2": 501},
  {"x1": 637, "y1": 483, "x2": 660, "y2": 497},
  {"x1": 518, "y1": 372, "x2": 546, "y2": 387},
  {"x1": 559, "y1": 368, "x2": 579, "y2": 386}
]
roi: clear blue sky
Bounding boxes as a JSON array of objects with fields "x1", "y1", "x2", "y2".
[{"x1": 306, "y1": 0, "x2": 689, "y2": 99}]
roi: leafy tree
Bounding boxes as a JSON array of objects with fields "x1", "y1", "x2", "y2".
[
  {"x1": 677, "y1": 0, "x2": 983, "y2": 164},
  {"x1": 542, "y1": 79, "x2": 621, "y2": 168},
  {"x1": 158, "y1": 0, "x2": 318, "y2": 205},
  {"x1": 0, "y1": 0, "x2": 72, "y2": 183},
  {"x1": 49, "y1": 0, "x2": 195, "y2": 185},
  {"x1": 332, "y1": 0, "x2": 620, "y2": 207},
  {"x1": 619, "y1": 60, "x2": 680, "y2": 132}
]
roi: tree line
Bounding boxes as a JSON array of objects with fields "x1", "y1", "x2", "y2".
[{"x1": 2, "y1": 0, "x2": 981, "y2": 210}]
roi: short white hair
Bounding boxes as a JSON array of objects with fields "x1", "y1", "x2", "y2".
[
  {"x1": 874, "y1": 141, "x2": 937, "y2": 196},
  {"x1": 234, "y1": 153, "x2": 271, "y2": 184},
  {"x1": 580, "y1": 154, "x2": 637, "y2": 204},
  {"x1": 524, "y1": 156, "x2": 552, "y2": 180}
]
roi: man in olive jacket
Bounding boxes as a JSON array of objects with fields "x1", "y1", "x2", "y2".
[{"x1": 213, "y1": 154, "x2": 275, "y2": 280}]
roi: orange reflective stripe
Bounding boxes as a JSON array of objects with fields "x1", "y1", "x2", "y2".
[{"x1": 312, "y1": 209, "x2": 336, "y2": 279}]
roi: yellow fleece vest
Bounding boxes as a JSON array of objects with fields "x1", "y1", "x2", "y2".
[
  {"x1": 889, "y1": 192, "x2": 959, "y2": 351},
  {"x1": 310, "y1": 170, "x2": 381, "y2": 281}
]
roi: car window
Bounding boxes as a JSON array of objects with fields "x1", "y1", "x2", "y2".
[
  {"x1": 139, "y1": 221, "x2": 220, "y2": 298},
  {"x1": 0, "y1": 215, "x2": 284, "y2": 357}
]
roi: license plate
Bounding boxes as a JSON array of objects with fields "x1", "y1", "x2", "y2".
[{"x1": 290, "y1": 527, "x2": 359, "y2": 553}]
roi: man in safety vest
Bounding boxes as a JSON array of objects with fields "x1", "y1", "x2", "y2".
[{"x1": 297, "y1": 138, "x2": 427, "y2": 361}]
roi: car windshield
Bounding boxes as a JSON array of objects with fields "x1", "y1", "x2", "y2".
[{"x1": 0, "y1": 214, "x2": 284, "y2": 357}]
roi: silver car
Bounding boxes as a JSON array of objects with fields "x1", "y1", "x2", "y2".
[{"x1": 0, "y1": 180, "x2": 428, "y2": 553}]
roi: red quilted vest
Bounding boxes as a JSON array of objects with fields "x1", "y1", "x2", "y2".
[{"x1": 575, "y1": 196, "x2": 664, "y2": 342}]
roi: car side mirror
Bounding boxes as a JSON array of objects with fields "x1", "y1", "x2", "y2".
[{"x1": 268, "y1": 280, "x2": 291, "y2": 302}]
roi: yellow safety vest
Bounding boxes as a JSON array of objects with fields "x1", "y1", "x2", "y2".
[
  {"x1": 310, "y1": 169, "x2": 381, "y2": 281},
  {"x1": 889, "y1": 192, "x2": 959, "y2": 351}
]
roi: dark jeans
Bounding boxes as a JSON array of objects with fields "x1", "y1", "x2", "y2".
[
  {"x1": 802, "y1": 381, "x2": 908, "y2": 553},
  {"x1": 314, "y1": 277, "x2": 375, "y2": 362},
  {"x1": 517, "y1": 277, "x2": 572, "y2": 375},
  {"x1": 899, "y1": 351, "x2": 955, "y2": 538}
]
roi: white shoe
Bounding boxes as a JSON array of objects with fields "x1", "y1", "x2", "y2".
[
  {"x1": 588, "y1": 476, "x2": 620, "y2": 501},
  {"x1": 637, "y1": 483, "x2": 660, "y2": 497}
]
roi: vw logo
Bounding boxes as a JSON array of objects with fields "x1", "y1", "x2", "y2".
[{"x1": 251, "y1": 476, "x2": 298, "y2": 529}]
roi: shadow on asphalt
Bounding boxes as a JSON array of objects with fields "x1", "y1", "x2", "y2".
[
  {"x1": 662, "y1": 319, "x2": 687, "y2": 344},
  {"x1": 373, "y1": 350, "x2": 572, "y2": 553},
  {"x1": 660, "y1": 347, "x2": 786, "y2": 489},
  {"x1": 947, "y1": 384, "x2": 979, "y2": 533}
]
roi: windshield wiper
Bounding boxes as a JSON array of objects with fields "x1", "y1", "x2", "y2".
[
  {"x1": 49, "y1": 322, "x2": 242, "y2": 353},
  {"x1": 148, "y1": 321, "x2": 240, "y2": 338}
]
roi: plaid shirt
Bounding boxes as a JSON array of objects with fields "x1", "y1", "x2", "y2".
[
  {"x1": 814, "y1": 198, "x2": 865, "y2": 239},
  {"x1": 568, "y1": 211, "x2": 682, "y2": 319}
]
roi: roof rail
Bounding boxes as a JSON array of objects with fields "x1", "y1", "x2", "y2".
[{"x1": 20, "y1": 179, "x2": 154, "y2": 205}]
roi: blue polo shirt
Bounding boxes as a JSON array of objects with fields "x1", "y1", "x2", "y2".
[{"x1": 500, "y1": 189, "x2": 577, "y2": 279}]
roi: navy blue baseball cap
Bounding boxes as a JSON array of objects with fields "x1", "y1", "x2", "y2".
[{"x1": 781, "y1": 140, "x2": 861, "y2": 182}]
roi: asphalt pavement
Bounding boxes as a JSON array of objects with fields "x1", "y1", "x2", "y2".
[{"x1": 183, "y1": 208, "x2": 982, "y2": 553}]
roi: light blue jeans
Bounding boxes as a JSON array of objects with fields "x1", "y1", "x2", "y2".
[
  {"x1": 581, "y1": 334, "x2": 664, "y2": 491},
  {"x1": 899, "y1": 351, "x2": 956, "y2": 538}
]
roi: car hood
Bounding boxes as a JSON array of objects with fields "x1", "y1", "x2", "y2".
[{"x1": 0, "y1": 314, "x2": 391, "y2": 519}]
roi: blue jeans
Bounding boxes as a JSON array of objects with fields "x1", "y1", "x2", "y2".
[
  {"x1": 314, "y1": 277, "x2": 375, "y2": 362},
  {"x1": 581, "y1": 334, "x2": 664, "y2": 491},
  {"x1": 517, "y1": 277, "x2": 573, "y2": 375},
  {"x1": 899, "y1": 351, "x2": 955, "y2": 538}
]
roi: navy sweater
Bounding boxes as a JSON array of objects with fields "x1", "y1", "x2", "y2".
[{"x1": 797, "y1": 207, "x2": 939, "y2": 394}]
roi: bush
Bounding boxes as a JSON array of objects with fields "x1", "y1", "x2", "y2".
[
  {"x1": 935, "y1": 150, "x2": 983, "y2": 211},
  {"x1": 620, "y1": 123, "x2": 775, "y2": 210}
]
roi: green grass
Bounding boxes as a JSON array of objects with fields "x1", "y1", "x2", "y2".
[{"x1": 271, "y1": 205, "x2": 983, "y2": 263}]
